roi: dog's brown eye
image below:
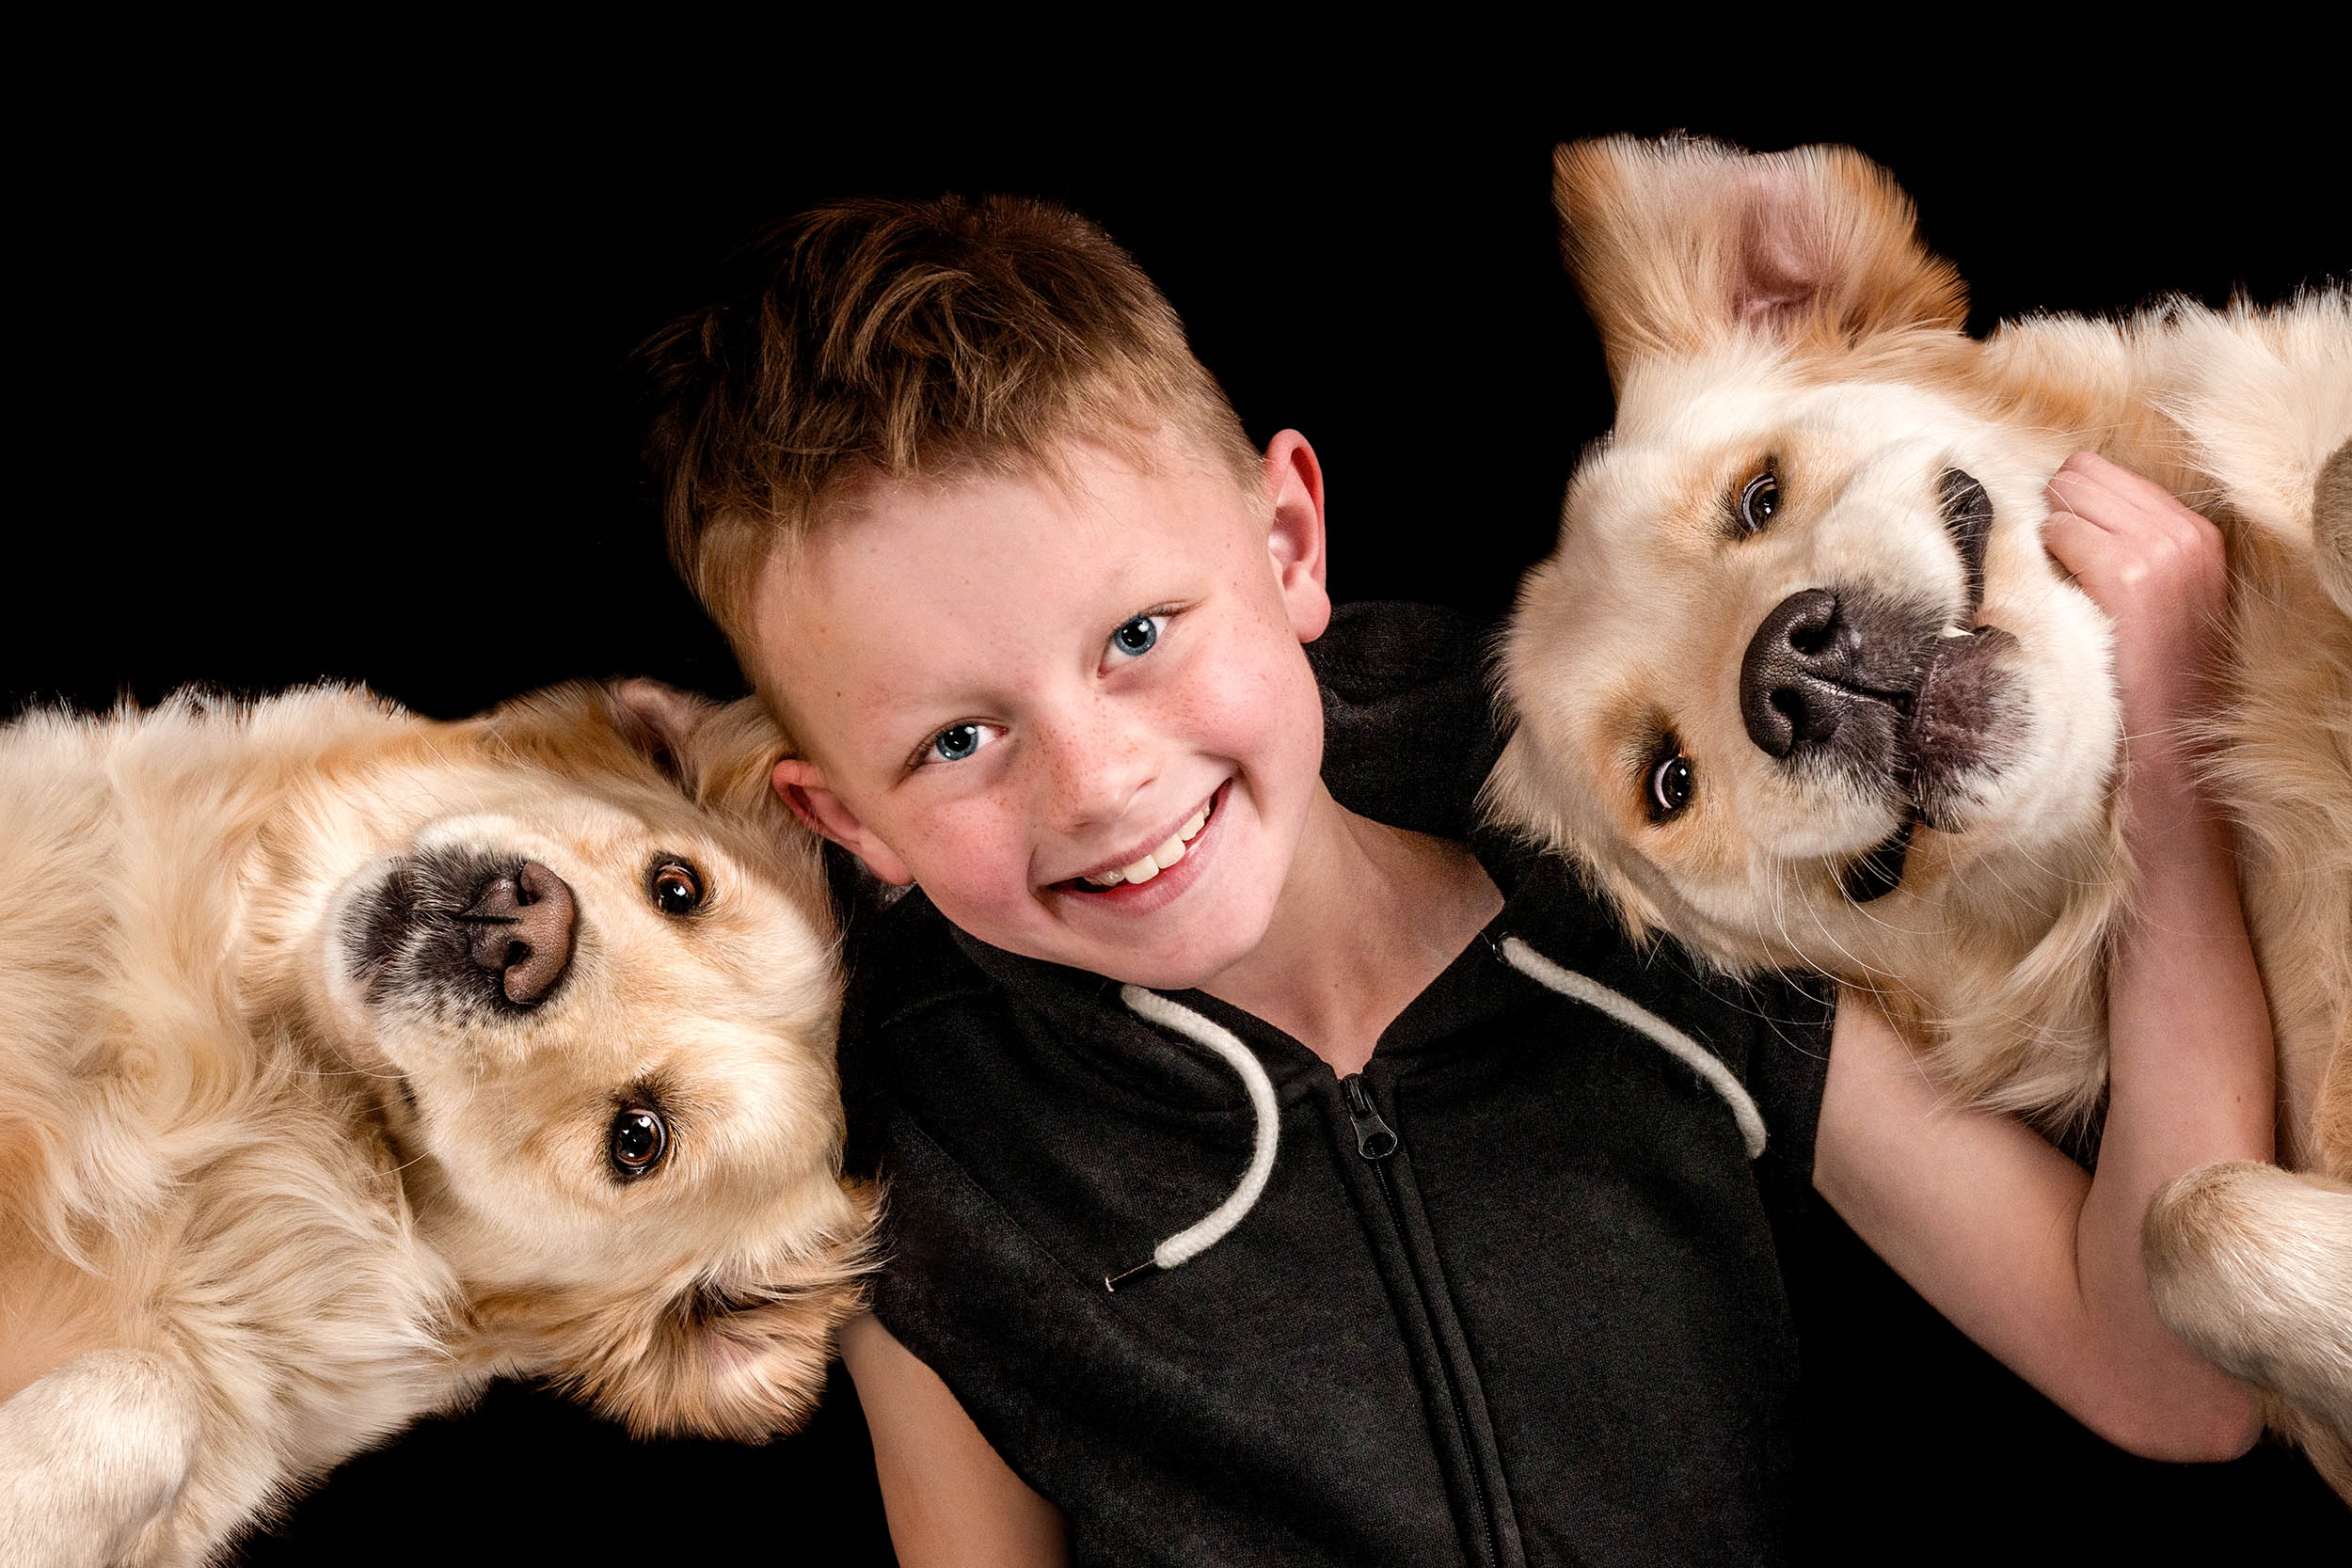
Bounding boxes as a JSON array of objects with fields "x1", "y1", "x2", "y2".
[
  {"x1": 609, "y1": 1105, "x2": 668, "y2": 1178},
  {"x1": 1648, "y1": 752, "x2": 1694, "y2": 820},
  {"x1": 649, "y1": 861, "x2": 702, "y2": 916},
  {"x1": 1738, "y1": 472, "x2": 1779, "y2": 533}
]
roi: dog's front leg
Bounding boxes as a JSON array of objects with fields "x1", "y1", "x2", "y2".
[{"x1": 0, "y1": 1349, "x2": 201, "y2": 1568}]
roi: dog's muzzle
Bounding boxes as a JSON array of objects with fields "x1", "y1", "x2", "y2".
[
  {"x1": 1739, "y1": 468, "x2": 2014, "y2": 902},
  {"x1": 346, "y1": 849, "x2": 580, "y2": 1012}
]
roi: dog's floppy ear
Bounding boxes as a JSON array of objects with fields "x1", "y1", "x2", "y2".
[
  {"x1": 601, "y1": 676, "x2": 720, "y2": 786},
  {"x1": 497, "y1": 1189, "x2": 876, "y2": 1442},
  {"x1": 471, "y1": 680, "x2": 811, "y2": 847},
  {"x1": 606, "y1": 679, "x2": 802, "y2": 825},
  {"x1": 610, "y1": 683, "x2": 912, "y2": 918},
  {"x1": 1554, "y1": 135, "x2": 1967, "y2": 390}
]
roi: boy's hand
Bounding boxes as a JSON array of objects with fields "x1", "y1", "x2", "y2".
[
  {"x1": 2042, "y1": 451, "x2": 2230, "y2": 788},
  {"x1": 1820, "y1": 456, "x2": 2265, "y2": 1462}
]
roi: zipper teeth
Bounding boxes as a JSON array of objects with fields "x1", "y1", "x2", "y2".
[{"x1": 1354, "y1": 1078, "x2": 1502, "y2": 1568}]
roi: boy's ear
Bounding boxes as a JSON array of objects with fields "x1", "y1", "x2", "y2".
[
  {"x1": 1261, "y1": 429, "x2": 1330, "y2": 643},
  {"x1": 771, "y1": 757, "x2": 915, "y2": 886}
]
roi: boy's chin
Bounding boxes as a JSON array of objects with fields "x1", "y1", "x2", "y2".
[{"x1": 1029, "y1": 898, "x2": 1277, "y2": 996}]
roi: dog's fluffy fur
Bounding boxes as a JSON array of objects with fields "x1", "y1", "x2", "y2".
[
  {"x1": 1488, "y1": 136, "x2": 2351, "y2": 1491},
  {"x1": 0, "y1": 680, "x2": 876, "y2": 1566}
]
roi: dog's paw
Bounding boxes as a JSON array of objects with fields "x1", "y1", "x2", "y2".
[
  {"x1": 2143, "y1": 1160, "x2": 2352, "y2": 1432},
  {"x1": 0, "y1": 1350, "x2": 199, "y2": 1568}
]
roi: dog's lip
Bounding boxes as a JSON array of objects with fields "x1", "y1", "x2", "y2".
[
  {"x1": 1888, "y1": 622, "x2": 2020, "y2": 830},
  {"x1": 1936, "y1": 467, "x2": 1995, "y2": 625},
  {"x1": 343, "y1": 855, "x2": 419, "y2": 993}
]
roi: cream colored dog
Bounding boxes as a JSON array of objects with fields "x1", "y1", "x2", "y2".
[
  {"x1": 0, "y1": 680, "x2": 875, "y2": 1566},
  {"x1": 1489, "y1": 136, "x2": 2350, "y2": 1491}
]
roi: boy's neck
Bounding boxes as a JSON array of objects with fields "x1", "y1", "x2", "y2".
[{"x1": 1197, "y1": 784, "x2": 1501, "y2": 1078}]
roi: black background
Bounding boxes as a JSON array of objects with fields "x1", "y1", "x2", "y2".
[{"x1": 14, "y1": 64, "x2": 2348, "y2": 1564}]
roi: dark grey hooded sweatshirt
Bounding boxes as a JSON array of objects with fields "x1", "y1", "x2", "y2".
[{"x1": 837, "y1": 602, "x2": 1836, "y2": 1567}]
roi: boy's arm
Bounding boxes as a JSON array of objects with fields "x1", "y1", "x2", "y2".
[
  {"x1": 838, "y1": 1312, "x2": 1073, "y2": 1566},
  {"x1": 1813, "y1": 452, "x2": 2269, "y2": 1461}
]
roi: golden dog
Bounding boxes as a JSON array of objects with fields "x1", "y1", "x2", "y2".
[
  {"x1": 0, "y1": 680, "x2": 875, "y2": 1566},
  {"x1": 1488, "y1": 136, "x2": 2350, "y2": 1491}
]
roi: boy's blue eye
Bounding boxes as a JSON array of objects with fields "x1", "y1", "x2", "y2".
[
  {"x1": 1109, "y1": 613, "x2": 1163, "y2": 660},
  {"x1": 932, "y1": 723, "x2": 984, "y2": 762},
  {"x1": 915, "y1": 720, "x2": 1003, "y2": 768}
]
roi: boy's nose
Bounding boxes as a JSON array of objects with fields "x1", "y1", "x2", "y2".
[{"x1": 1035, "y1": 707, "x2": 1154, "y2": 832}]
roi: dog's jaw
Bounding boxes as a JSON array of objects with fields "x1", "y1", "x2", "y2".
[{"x1": 1901, "y1": 624, "x2": 2024, "y2": 832}]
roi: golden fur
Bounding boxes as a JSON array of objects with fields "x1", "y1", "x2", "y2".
[
  {"x1": 1489, "y1": 135, "x2": 2351, "y2": 1492},
  {"x1": 0, "y1": 680, "x2": 875, "y2": 1566}
]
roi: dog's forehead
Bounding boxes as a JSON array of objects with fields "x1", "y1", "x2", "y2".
[
  {"x1": 1612, "y1": 351, "x2": 1979, "y2": 468},
  {"x1": 398, "y1": 941, "x2": 839, "y2": 1184},
  {"x1": 1559, "y1": 369, "x2": 1985, "y2": 610},
  {"x1": 409, "y1": 772, "x2": 773, "y2": 879},
  {"x1": 1506, "y1": 548, "x2": 1675, "y2": 788},
  {"x1": 1611, "y1": 348, "x2": 1797, "y2": 445}
]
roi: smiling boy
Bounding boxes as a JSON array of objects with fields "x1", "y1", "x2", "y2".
[
  {"x1": 643, "y1": 193, "x2": 2272, "y2": 1565},
  {"x1": 755, "y1": 430, "x2": 1496, "y2": 1064}
]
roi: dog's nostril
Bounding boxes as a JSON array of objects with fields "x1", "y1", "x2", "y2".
[
  {"x1": 1741, "y1": 589, "x2": 1851, "y2": 758},
  {"x1": 457, "y1": 861, "x2": 579, "y2": 1007}
]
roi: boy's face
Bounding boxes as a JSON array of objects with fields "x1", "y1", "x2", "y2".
[{"x1": 754, "y1": 430, "x2": 1332, "y2": 992}]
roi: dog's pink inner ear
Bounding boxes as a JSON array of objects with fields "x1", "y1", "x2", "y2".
[
  {"x1": 1722, "y1": 151, "x2": 1967, "y2": 351},
  {"x1": 1554, "y1": 136, "x2": 1968, "y2": 390},
  {"x1": 1733, "y1": 176, "x2": 1834, "y2": 328},
  {"x1": 606, "y1": 677, "x2": 716, "y2": 786}
]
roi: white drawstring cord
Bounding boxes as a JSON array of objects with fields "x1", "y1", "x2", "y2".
[
  {"x1": 1107, "y1": 984, "x2": 1282, "y2": 1291},
  {"x1": 1495, "y1": 937, "x2": 1767, "y2": 1159},
  {"x1": 1104, "y1": 939, "x2": 1763, "y2": 1291}
]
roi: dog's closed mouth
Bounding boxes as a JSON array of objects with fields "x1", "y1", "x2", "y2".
[
  {"x1": 1936, "y1": 467, "x2": 1994, "y2": 624},
  {"x1": 1899, "y1": 624, "x2": 2019, "y2": 830},
  {"x1": 347, "y1": 859, "x2": 421, "y2": 1000},
  {"x1": 1844, "y1": 620, "x2": 2019, "y2": 902}
]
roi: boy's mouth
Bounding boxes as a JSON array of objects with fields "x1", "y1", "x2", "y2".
[{"x1": 1058, "y1": 788, "x2": 1219, "y2": 894}]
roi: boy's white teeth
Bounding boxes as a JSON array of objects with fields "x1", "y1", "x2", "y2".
[{"x1": 1079, "y1": 801, "x2": 1212, "y2": 887}]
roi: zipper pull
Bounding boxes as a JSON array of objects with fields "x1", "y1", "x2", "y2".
[{"x1": 1341, "y1": 1073, "x2": 1398, "y2": 1161}]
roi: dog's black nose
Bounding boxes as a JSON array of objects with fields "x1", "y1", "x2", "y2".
[
  {"x1": 458, "y1": 862, "x2": 577, "y2": 1007},
  {"x1": 1740, "y1": 588, "x2": 1863, "y2": 757}
]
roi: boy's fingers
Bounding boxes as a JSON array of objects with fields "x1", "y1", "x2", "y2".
[
  {"x1": 2046, "y1": 451, "x2": 2216, "y2": 551},
  {"x1": 2040, "y1": 508, "x2": 2112, "y2": 581},
  {"x1": 2045, "y1": 457, "x2": 2140, "y2": 533},
  {"x1": 2054, "y1": 450, "x2": 2166, "y2": 500},
  {"x1": 2041, "y1": 503, "x2": 2107, "y2": 554}
]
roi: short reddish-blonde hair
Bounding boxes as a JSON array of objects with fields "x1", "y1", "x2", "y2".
[{"x1": 641, "y1": 194, "x2": 1262, "y2": 662}]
